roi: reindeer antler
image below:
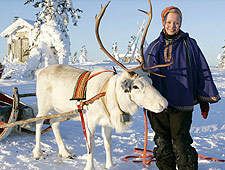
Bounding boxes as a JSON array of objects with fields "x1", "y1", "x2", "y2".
[
  {"x1": 95, "y1": 0, "x2": 173, "y2": 75},
  {"x1": 139, "y1": 0, "x2": 174, "y2": 72},
  {"x1": 95, "y1": 1, "x2": 128, "y2": 72},
  {"x1": 95, "y1": 0, "x2": 144, "y2": 73},
  {"x1": 138, "y1": 0, "x2": 152, "y2": 71}
]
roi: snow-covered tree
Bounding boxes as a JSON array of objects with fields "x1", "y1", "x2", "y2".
[
  {"x1": 24, "y1": 0, "x2": 82, "y2": 76},
  {"x1": 112, "y1": 42, "x2": 120, "y2": 61},
  {"x1": 217, "y1": 46, "x2": 225, "y2": 68},
  {"x1": 127, "y1": 35, "x2": 139, "y2": 62},
  {"x1": 121, "y1": 20, "x2": 148, "y2": 63},
  {"x1": 69, "y1": 51, "x2": 78, "y2": 64},
  {"x1": 79, "y1": 45, "x2": 88, "y2": 63}
]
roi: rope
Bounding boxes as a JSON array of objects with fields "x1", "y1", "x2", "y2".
[
  {"x1": 0, "y1": 93, "x2": 106, "y2": 134},
  {"x1": 0, "y1": 110, "x2": 76, "y2": 129},
  {"x1": 198, "y1": 154, "x2": 225, "y2": 162},
  {"x1": 124, "y1": 109, "x2": 155, "y2": 167}
]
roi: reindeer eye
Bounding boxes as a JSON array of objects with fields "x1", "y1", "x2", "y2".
[
  {"x1": 133, "y1": 85, "x2": 139, "y2": 89},
  {"x1": 124, "y1": 89, "x2": 130, "y2": 93}
]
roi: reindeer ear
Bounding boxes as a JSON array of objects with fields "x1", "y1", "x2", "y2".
[{"x1": 122, "y1": 79, "x2": 133, "y2": 93}]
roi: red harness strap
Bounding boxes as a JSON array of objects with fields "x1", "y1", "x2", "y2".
[
  {"x1": 81, "y1": 92, "x2": 106, "y2": 106},
  {"x1": 87, "y1": 71, "x2": 114, "y2": 81},
  {"x1": 74, "y1": 70, "x2": 114, "y2": 154},
  {"x1": 77, "y1": 92, "x2": 107, "y2": 154},
  {"x1": 77, "y1": 104, "x2": 91, "y2": 154}
]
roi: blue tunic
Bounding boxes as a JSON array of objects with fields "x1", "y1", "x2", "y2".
[{"x1": 144, "y1": 30, "x2": 220, "y2": 111}]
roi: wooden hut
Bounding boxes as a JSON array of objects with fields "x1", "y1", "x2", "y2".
[{"x1": 0, "y1": 17, "x2": 35, "y2": 63}]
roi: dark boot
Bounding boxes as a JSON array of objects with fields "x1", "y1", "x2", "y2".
[
  {"x1": 173, "y1": 140, "x2": 198, "y2": 170},
  {"x1": 153, "y1": 136, "x2": 177, "y2": 170}
]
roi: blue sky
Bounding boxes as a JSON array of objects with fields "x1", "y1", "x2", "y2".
[{"x1": 0, "y1": 0, "x2": 225, "y2": 66}]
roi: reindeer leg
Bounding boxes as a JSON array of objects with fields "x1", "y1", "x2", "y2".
[
  {"x1": 102, "y1": 126, "x2": 113, "y2": 169},
  {"x1": 84, "y1": 123, "x2": 96, "y2": 170},
  {"x1": 33, "y1": 119, "x2": 44, "y2": 159},
  {"x1": 50, "y1": 118, "x2": 74, "y2": 158}
]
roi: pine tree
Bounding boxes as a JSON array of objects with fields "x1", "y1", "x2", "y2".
[
  {"x1": 70, "y1": 51, "x2": 78, "y2": 64},
  {"x1": 112, "y1": 42, "x2": 120, "y2": 61},
  {"x1": 24, "y1": 0, "x2": 82, "y2": 30},
  {"x1": 79, "y1": 45, "x2": 88, "y2": 63},
  {"x1": 24, "y1": 0, "x2": 82, "y2": 74}
]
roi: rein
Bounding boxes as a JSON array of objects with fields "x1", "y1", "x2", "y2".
[{"x1": 124, "y1": 109, "x2": 155, "y2": 167}]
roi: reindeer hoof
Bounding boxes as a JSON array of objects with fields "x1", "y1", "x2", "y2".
[
  {"x1": 58, "y1": 151, "x2": 75, "y2": 159},
  {"x1": 105, "y1": 163, "x2": 114, "y2": 169},
  {"x1": 33, "y1": 148, "x2": 43, "y2": 160},
  {"x1": 69, "y1": 154, "x2": 76, "y2": 159},
  {"x1": 59, "y1": 154, "x2": 75, "y2": 159},
  {"x1": 33, "y1": 153, "x2": 43, "y2": 160}
]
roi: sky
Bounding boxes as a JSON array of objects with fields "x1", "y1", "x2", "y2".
[{"x1": 0, "y1": 0, "x2": 225, "y2": 66}]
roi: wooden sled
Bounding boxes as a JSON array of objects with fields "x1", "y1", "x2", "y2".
[{"x1": 0, "y1": 87, "x2": 37, "y2": 141}]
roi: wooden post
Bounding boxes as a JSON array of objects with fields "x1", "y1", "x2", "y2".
[
  {"x1": 0, "y1": 62, "x2": 3, "y2": 79},
  {"x1": 13, "y1": 87, "x2": 19, "y2": 120}
]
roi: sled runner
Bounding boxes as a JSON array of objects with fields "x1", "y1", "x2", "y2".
[{"x1": 0, "y1": 87, "x2": 36, "y2": 141}]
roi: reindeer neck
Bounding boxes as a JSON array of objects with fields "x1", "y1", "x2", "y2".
[
  {"x1": 99, "y1": 75, "x2": 112, "y2": 119},
  {"x1": 105, "y1": 75, "x2": 132, "y2": 133}
]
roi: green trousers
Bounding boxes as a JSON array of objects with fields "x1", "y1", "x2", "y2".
[{"x1": 147, "y1": 107, "x2": 198, "y2": 170}]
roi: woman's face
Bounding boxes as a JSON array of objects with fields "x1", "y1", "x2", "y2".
[{"x1": 164, "y1": 12, "x2": 181, "y2": 35}]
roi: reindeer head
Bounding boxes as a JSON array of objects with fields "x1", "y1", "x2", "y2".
[
  {"x1": 115, "y1": 70, "x2": 168, "y2": 114},
  {"x1": 96, "y1": 0, "x2": 171, "y2": 113}
]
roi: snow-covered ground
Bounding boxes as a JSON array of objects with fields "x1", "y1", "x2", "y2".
[{"x1": 0, "y1": 61, "x2": 225, "y2": 170}]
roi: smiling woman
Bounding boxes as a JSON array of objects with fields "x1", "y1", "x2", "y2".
[{"x1": 143, "y1": 3, "x2": 221, "y2": 170}]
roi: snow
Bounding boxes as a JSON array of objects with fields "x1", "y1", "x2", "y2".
[{"x1": 0, "y1": 61, "x2": 225, "y2": 170}]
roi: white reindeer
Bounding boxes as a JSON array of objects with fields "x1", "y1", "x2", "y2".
[{"x1": 33, "y1": 0, "x2": 170, "y2": 169}]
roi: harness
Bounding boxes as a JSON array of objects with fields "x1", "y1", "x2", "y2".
[{"x1": 71, "y1": 70, "x2": 114, "y2": 153}]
